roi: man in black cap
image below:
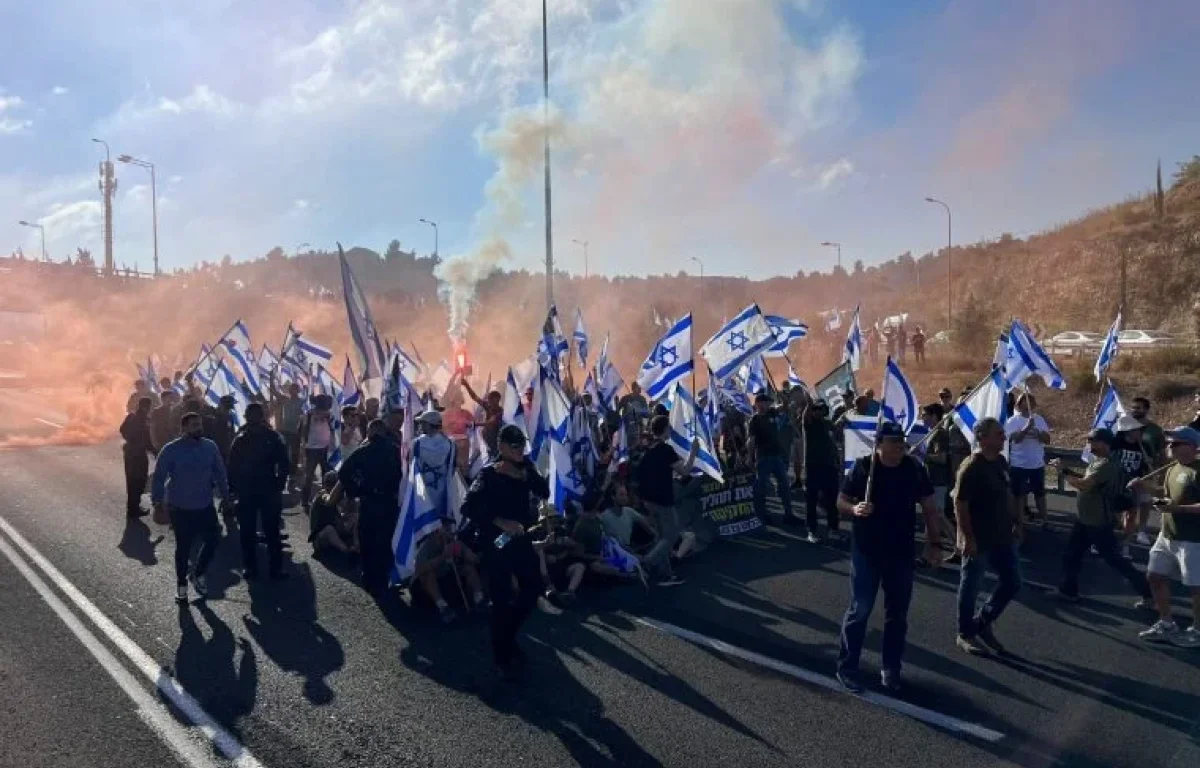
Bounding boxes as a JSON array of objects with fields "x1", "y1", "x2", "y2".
[
  {"x1": 337, "y1": 419, "x2": 404, "y2": 595},
  {"x1": 120, "y1": 396, "x2": 156, "y2": 517},
  {"x1": 227, "y1": 403, "x2": 291, "y2": 580},
  {"x1": 953, "y1": 418, "x2": 1022, "y2": 655},
  {"x1": 461, "y1": 424, "x2": 549, "y2": 679},
  {"x1": 836, "y1": 420, "x2": 943, "y2": 693},
  {"x1": 1052, "y1": 428, "x2": 1152, "y2": 606}
]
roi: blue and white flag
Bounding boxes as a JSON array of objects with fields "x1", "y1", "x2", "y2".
[
  {"x1": 282, "y1": 324, "x2": 333, "y2": 373},
  {"x1": 907, "y1": 422, "x2": 931, "y2": 461},
  {"x1": 383, "y1": 355, "x2": 411, "y2": 414},
  {"x1": 881, "y1": 357, "x2": 918, "y2": 434},
  {"x1": 786, "y1": 364, "x2": 808, "y2": 393},
  {"x1": 502, "y1": 367, "x2": 530, "y2": 445},
  {"x1": 574, "y1": 308, "x2": 589, "y2": 369},
  {"x1": 843, "y1": 415, "x2": 877, "y2": 473},
  {"x1": 636, "y1": 313, "x2": 694, "y2": 401},
  {"x1": 716, "y1": 380, "x2": 753, "y2": 416},
  {"x1": 1005, "y1": 321, "x2": 1066, "y2": 390},
  {"x1": 600, "y1": 536, "x2": 640, "y2": 575},
  {"x1": 386, "y1": 343, "x2": 421, "y2": 385},
  {"x1": 549, "y1": 437, "x2": 587, "y2": 514},
  {"x1": 340, "y1": 357, "x2": 361, "y2": 408},
  {"x1": 595, "y1": 332, "x2": 611, "y2": 382},
  {"x1": 217, "y1": 320, "x2": 262, "y2": 396},
  {"x1": 1094, "y1": 310, "x2": 1122, "y2": 382},
  {"x1": 391, "y1": 434, "x2": 459, "y2": 583},
  {"x1": 1083, "y1": 380, "x2": 1127, "y2": 462},
  {"x1": 667, "y1": 384, "x2": 723, "y2": 483},
  {"x1": 314, "y1": 364, "x2": 343, "y2": 402},
  {"x1": 704, "y1": 372, "x2": 723, "y2": 435},
  {"x1": 842, "y1": 305, "x2": 863, "y2": 372},
  {"x1": 991, "y1": 332, "x2": 1009, "y2": 370},
  {"x1": 204, "y1": 359, "x2": 249, "y2": 428},
  {"x1": 763, "y1": 315, "x2": 809, "y2": 358},
  {"x1": 952, "y1": 368, "x2": 1009, "y2": 448},
  {"x1": 539, "y1": 305, "x2": 569, "y2": 374},
  {"x1": 258, "y1": 344, "x2": 282, "y2": 384},
  {"x1": 598, "y1": 363, "x2": 625, "y2": 411},
  {"x1": 338, "y1": 244, "x2": 387, "y2": 384},
  {"x1": 569, "y1": 405, "x2": 599, "y2": 481},
  {"x1": 740, "y1": 354, "x2": 768, "y2": 395},
  {"x1": 700, "y1": 305, "x2": 776, "y2": 381},
  {"x1": 467, "y1": 423, "x2": 491, "y2": 481},
  {"x1": 607, "y1": 421, "x2": 629, "y2": 476}
]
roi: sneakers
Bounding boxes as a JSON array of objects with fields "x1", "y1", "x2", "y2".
[
  {"x1": 805, "y1": 532, "x2": 820, "y2": 544},
  {"x1": 1173, "y1": 626, "x2": 1200, "y2": 649},
  {"x1": 189, "y1": 574, "x2": 208, "y2": 599},
  {"x1": 1139, "y1": 619, "x2": 1181, "y2": 643},
  {"x1": 837, "y1": 669, "x2": 864, "y2": 694},
  {"x1": 175, "y1": 584, "x2": 189, "y2": 604},
  {"x1": 975, "y1": 622, "x2": 1006, "y2": 655},
  {"x1": 880, "y1": 669, "x2": 902, "y2": 693},
  {"x1": 956, "y1": 634, "x2": 988, "y2": 655},
  {"x1": 1136, "y1": 531, "x2": 1152, "y2": 546}
]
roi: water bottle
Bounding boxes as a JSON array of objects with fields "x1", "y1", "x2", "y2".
[{"x1": 494, "y1": 531, "x2": 512, "y2": 549}]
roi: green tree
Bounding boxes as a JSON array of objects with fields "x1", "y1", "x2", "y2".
[
  {"x1": 952, "y1": 291, "x2": 999, "y2": 353},
  {"x1": 384, "y1": 239, "x2": 404, "y2": 262},
  {"x1": 1173, "y1": 155, "x2": 1200, "y2": 188}
]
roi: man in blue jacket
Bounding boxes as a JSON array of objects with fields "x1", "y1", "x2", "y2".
[{"x1": 152, "y1": 411, "x2": 229, "y2": 604}]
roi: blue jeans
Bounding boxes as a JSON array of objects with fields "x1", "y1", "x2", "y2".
[
  {"x1": 957, "y1": 544, "x2": 1022, "y2": 637},
  {"x1": 838, "y1": 548, "x2": 914, "y2": 675},
  {"x1": 753, "y1": 455, "x2": 793, "y2": 519}
]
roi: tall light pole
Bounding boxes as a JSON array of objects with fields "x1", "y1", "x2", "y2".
[
  {"x1": 118, "y1": 153, "x2": 158, "y2": 276},
  {"x1": 542, "y1": 0, "x2": 555, "y2": 310},
  {"x1": 92, "y1": 138, "x2": 116, "y2": 274},
  {"x1": 924, "y1": 197, "x2": 952, "y2": 332},
  {"x1": 18, "y1": 220, "x2": 45, "y2": 262},
  {"x1": 418, "y1": 218, "x2": 438, "y2": 258},
  {"x1": 572, "y1": 238, "x2": 589, "y2": 278},
  {"x1": 820, "y1": 241, "x2": 842, "y2": 271},
  {"x1": 690, "y1": 256, "x2": 704, "y2": 306}
]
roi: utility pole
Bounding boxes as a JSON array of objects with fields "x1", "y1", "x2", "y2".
[
  {"x1": 542, "y1": 0, "x2": 554, "y2": 310},
  {"x1": 93, "y1": 139, "x2": 116, "y2": 275}
]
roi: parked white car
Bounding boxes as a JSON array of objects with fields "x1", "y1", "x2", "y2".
[
  {"x1": 1044, "y1": 331, "x2": 1102, "y2": 354},
  {"x1": 1117, "y1": 329, "x2": 1177, "y2": 347}
]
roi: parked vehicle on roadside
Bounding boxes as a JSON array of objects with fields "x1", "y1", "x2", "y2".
[
  {"x1": 1043, "y1": 331, "x2": 1102, "y2": 355},
  {"x1": 1117, "y1": 329, "x2": 1177, "y2": 348}
]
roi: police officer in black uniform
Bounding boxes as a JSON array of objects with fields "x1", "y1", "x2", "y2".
[
  {"x1": 227, "y1": 403, "x2": 291, "y2": 580},
  {"x1": 337, "y1": 418, "x2": 403, "y2": 594}
]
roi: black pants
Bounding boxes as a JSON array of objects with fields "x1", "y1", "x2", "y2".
[
  {"x1": 805, "y1": 464, "x2": 840, "y2": 531},
  {"x1": 485, "y1": 537, "x2": 543, "y2": 666},
  {"x1": 237, "y1": 494, "x2": 283, "y2": 576},
  {"x1": 302, "y1": 448, "x2": 331, "y2": 506},
  {"x1": 124, "y1": 452, "x2": 149, "y2": 514},
  {"x1": 1060, "y1": 522, "x2": 1151, "y2": 599},
  {"x1": 173, "y1": 506, "x2": 220, "y2": 586},
  {"x1": 359, "y1": 498, "x2": 399, "y2": 593}
]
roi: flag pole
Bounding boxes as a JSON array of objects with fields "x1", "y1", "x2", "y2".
[
  {"x1": 864, "y1": 356, "x2": 892, "y2": 499},
  {"x1": 908, "y1": 367, "x2": 997, "y2": 454}
]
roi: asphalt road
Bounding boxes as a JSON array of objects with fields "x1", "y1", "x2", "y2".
[{"x1": 0, "y1": 440, "x2": 1198, "y2": 768}]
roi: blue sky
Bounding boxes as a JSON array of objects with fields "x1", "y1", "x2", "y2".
[{"x1": 1, "y1": 0, "x2": 1197, "y2": 279}]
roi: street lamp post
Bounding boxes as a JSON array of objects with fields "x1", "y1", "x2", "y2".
[
  {"x1": 118, "y1": 154, "x2": 158, "y2": 276},
  {"x1": 17, "y1": 220, "x2": 46, "y2": 262},
  {"x1": 572, "y1": 239, "x2": 589, "y2": 278},
  {"x1": 924, "y1": 197, "x2": 952, "y2": 332},
  {"x1": 418, "y1": 218, "x2": 439, "y2": 258},
  {"x1": 820, "y1": 241, "x2": 842, "y2": 271}
]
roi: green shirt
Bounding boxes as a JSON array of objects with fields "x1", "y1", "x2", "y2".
[
  {"x1": 1163, "y1": 460, "x2": 1200, "y2": 542},
  {"x1": 600, "y1": 507, "x2": 644, "y2": 548},
  {"x1": 1141, "y1": 422, "x2": 1166, "y2": 465},
  {"x1": 1076, "y1": 457, "x2": 1118, "y2": 527},
  {"x1": 953, "y1": 453, "x2": 1013, "y2": 553}
]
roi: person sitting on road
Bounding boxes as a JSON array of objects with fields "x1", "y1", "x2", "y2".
[
  {"x1": 412, "y1": 516, "x2": 487, "y2": 624},
  {"x1": 600, "y1": 484, "x2": 656, "y2": 553},
  {"x1": 309, "y1": 471, "x2": 358, "y2": 556}
]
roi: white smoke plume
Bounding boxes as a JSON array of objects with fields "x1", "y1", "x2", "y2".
[{"x1": 436, "y1": 236, "x2": 513, "y2": 341}]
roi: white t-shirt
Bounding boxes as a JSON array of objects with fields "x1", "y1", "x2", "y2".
[{"x1": 1005, "y1": 414, "x2": 1049, "y2": 469}]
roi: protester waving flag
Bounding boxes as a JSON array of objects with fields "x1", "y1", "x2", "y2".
[
  {"x1": 204, "y1": 359, "x2": 249, "y2": 428},
  {"x1": 952, "y1": 368, "x2": 1009, "y2": 448},
  {"x1": 258, "y1": 344, "x2": 282, "y2": 385},
  {"x1": 574, "y1": 308, "x2": 589, "y2": 369},
  {"x1": 763, "y1": 315, "x2": 809, "y2": 358},
  {"x1": 217, "y1": 319, "x2": 262, "y2": 396},
  {"x1": 391, "y1": 434, "x2": 460, "y2": 582},
  {"x1": 314, "y1": 364, "x2": 343, "y2": 402},
  {"x1": 338, "y1": 244, "x2": 387, "y2": 385},
  {"x1": 880, "y1": 357, "x2": 918, "y2": 434},
  {"x1": 701, "y1": 305, "x2": 776, "y2": 381},
  {"x1": 740, "y1": 354, "x2": 768, "y2": 395},
  {"x1": 340, "y1": 357, "x2": 361, "y2": 408},
  {"x1": 843, "y1": 304, "x2": 863, "y2": 372},
  {"x1": 716, "y1": 379, "x2": 753, "y2": 415},
  {"x1": 786, "y1": 364, "x2": 808, "y2": 393},
  {"x1": 1005, "y1": 320, "x2": 1066, "y2": 390},
  {"x1": 282, "y1": 323, "x2": 333, "y2": 373},
  {"x1": 531, "y1": 364, "x2": 572, "y2": 461},
  {"x1": 1094, "y1": 310, "x2": 1122, "y2": 382},
  {"x1": 636, "y1": 313, "x2": 694, "y2": 401},
  {"x1": 843, "y1": 415, "x2": 877, "y2": 473},
  {"x1": 667, "y1": 383, "x2": 723, "y2": 483},
  {"x1": 598, "y1": 362, "x2": 625, "y2": 411},
  {"x1": 540, "y1": 305, "x2": 569, "y2": 375},
  {"x1": 1083, "y1": 380, "x2": 1127, "y2": 462}
]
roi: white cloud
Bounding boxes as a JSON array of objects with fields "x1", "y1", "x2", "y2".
[
  {"x1": 0, "y1": 94, "x2": 24, "y2": 112},
  {"x1": 156, "y1": 84, "x2": 240, "y2": 117},
  {"x1": 0, "y1": 119, "x2": 32, "y2": 134},
  {"x1": 51, "y1": 86, "x2": 69, "y2": 96},
  {"x1": 40, "y1": 200, "x2": 102, "y2": 244},
  {"x1": 817, "y1": 157, "x2": 854, "y2": 189},
  {"x1": 0, "y1": 93, "x2": 31, "y2": 133}
]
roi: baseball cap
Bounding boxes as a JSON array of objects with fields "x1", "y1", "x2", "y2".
[
  {"x1": 877, "y1": 421, "x2": 905, "y2": 440},
  {"x1": 416, "y1": 410, "x2": 443, "y2": 427},
  {"x1": 1114, "y1": 415, "x2": 1143, "y2": 433},
  {"x1": 1165, "y1": 426, "x2": 1200, "y2": 446},
  {"x1": 1086, "y1": 427, "x2": 1115, "y2": 446},
  {"x1": 498, "y1": 424, "x2": 527, "y2": 448}
]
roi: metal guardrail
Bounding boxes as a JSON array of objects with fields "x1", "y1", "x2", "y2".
[{"x1": 1044, "y1": 446, "x2": 1083, "y2": 496}]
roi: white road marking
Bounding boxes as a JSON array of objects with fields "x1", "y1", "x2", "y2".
[
  {"x1": 636, "y1": 616, "x2": 1006, "y2": 743},
  {"x1": 33, "y1": 417, "x2": 64, "y2": 429},
  {"x1": 0, "y1": 515, "x2": 267, "y2": 768},
  {"x1": 0, "y1": 531, "x2": 223, "y2": 768}
]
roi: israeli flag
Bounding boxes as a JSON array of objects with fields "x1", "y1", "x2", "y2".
[
  {"x1": 786, "y1": 364, "x2": 808, "y2": 393},
  {"x1": 530, "y1": 365, "x2": 572, "y2": 462},
  {"x1": 1094, "y1": 310, "x2": 1122, "y2": 382},
  {"x1": 574, "y1": 308, "x2": 589, "y2": 368},
  {"x1": 704, "y1": 373, "x2": 723, "y2": 435},
  {"x1": 880, "y1": 357, "x2": 918, "y2": 434},
  {"x1": 467, "y1": 423, "x2": 491, "y2": 481},
  {"x1": 907, "y1": 422, "x2": 932, "y2": 462},
  {"x1": 548, "y1": 437, "x2": 587, "y2": 514},
  {"x1": 328, "y1": 398, "x2": 344, "y2": 470},
  {"x1": 339, "y1": 244, "x2": 387, "y2": 383},
  {"x1": 842, "y1": 305, "x2": 863, "y2": 372},
  {"x1": 716, "y1": 380, "x2": 753, "y2": 416},
  {"x1": 701, "y1": 305, "x2": 776, "y2": 381},
  {"x1": 540, "y1": 305, "x2": 569, "y2": 373},
  {"x1": 502, "y1": 367, "x2": 530, "y2": 445},
  {"x1": 843, "y1": 415, "x2": 877, "y2": 473},
  {"x1": 667, "y1": 384, "x2": 723, "y2": 483},
  {"x1": 607, "y1": 421, "x2": 629, "y2": 476},
  {"x1": 258, "y1": 344, "x2": 282, "y2": 383},
  {"x1": 1083, "y1": 381, "x2": 1127, "y2": 462},
  {"x1": 314, "y1": 364, "x2": 343, "y2": 402},
  {"x1": 383, "y1": 355, "x2": 411, "y2": 414},
  {"x1": 427, "y1": 361, "x2": 453, "y2": 400},
  {"x1": 386, "y1": 344, "x2": 421, "y2": 384},
  {"x1": 763, "y1": 315, "x2": 809, "y2": 358},
  {"x1": 217, "y1": 320, "x2": 262, "y2": 396},
  {"x1": 391, "y1": 433, "x2": 459, "y2": 583},
  {"x1": 340, "y1": 357, "x2": 361, "y2": 408},
  {"x1": 204, "y1": 359, "x2": 249, "y2": 428},
  {"x1": 1005, "y1": 321, "x2": 1066, "y2": 390},
  {"x1": 740, "y1": 354, "x2": 768, "y2": 395},
  {"x1": 637, "y1": 313, "x2": 694, "y2": 401},
  {"x1": 598, "y1": 362, "x2": 625, "y2": 411},
  {"x1": 601, "y1": 536, "x2": 641, "y2": 575},
  {"x1": 569, "y1": 405, "x2": 599, "y2": 480},
  {"x1": 595, "y1": 333, "x2": 611, "y2": 381},
  {"x1": 952, "y1": 368, "x2": 1009, "y2": 448},
  {"x1": 991, "y1": 332, "x2": 1009, "y2": 370},
  {"x1": 282, "y1": 324, "x2": 333, "y2": 372}
]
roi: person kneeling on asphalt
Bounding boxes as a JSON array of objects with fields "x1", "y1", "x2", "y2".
[
  {"x1": 412, "y1": 516, "x2": 487, "y2": 624},
  {"x1": 308, "y1": 471, "x2": 358, "y2": 556}
]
